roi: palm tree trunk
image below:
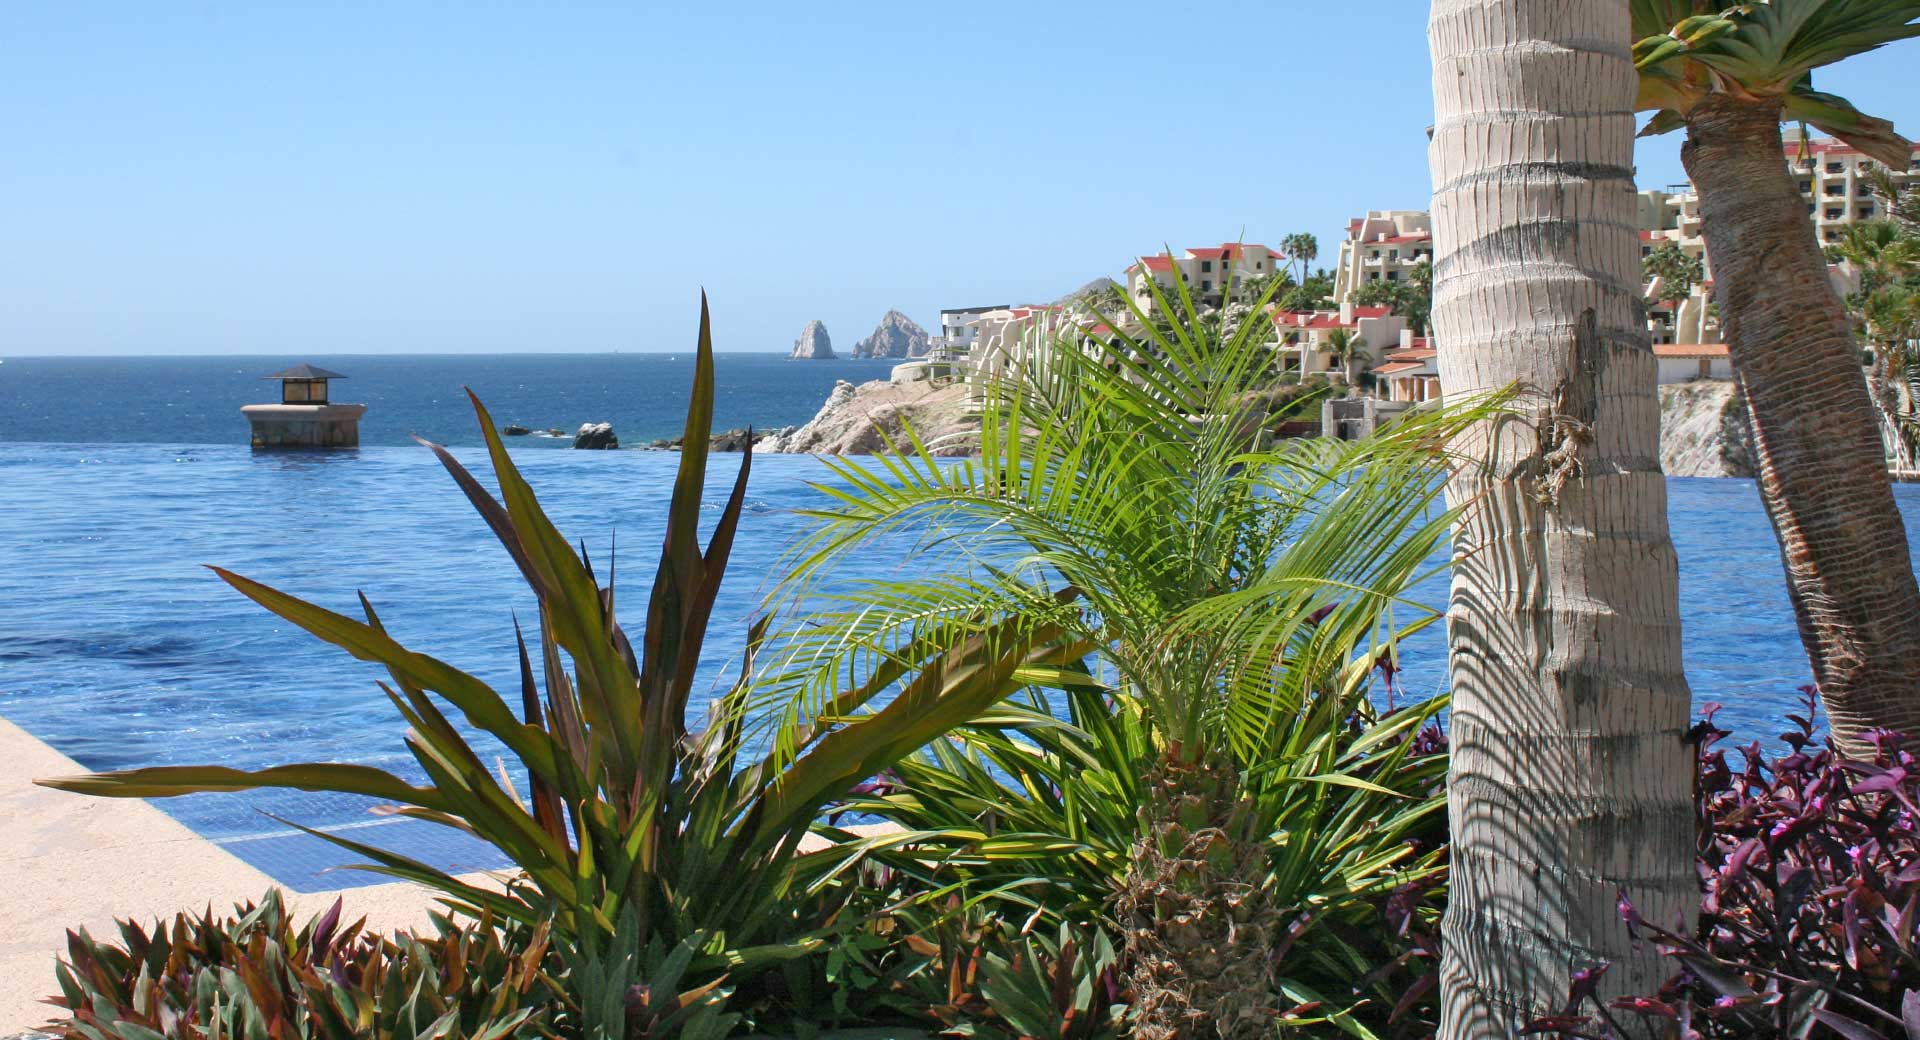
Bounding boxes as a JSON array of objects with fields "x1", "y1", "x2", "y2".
[
  {"x1": 1682, "y1": 95, "x2": 1920, "y2": 751},
  {"x1": 1428, "y1": 2, "x2": 1697, "y2": 1035}
]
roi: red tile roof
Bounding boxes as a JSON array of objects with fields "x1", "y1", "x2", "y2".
[
  {"x1": 1130, "y1": 255, "x2": 1175, "y2": 272},
  {"x1": 1376, "y1": 234, "x2": 1431, "y2": 245},
  {"x1": 1385, "y1": 348, "x2": 1437, "y2": 362},
  {"x1": 1372, "y1": 361, "x2": 1427, "y2": 376},
  {"x1": 1653, "y1": 343, "x2": 1729, "y2": 358}
]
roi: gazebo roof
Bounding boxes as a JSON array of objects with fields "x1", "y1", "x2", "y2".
[{"x1": 261, "y1": 364, "x2": 347, "y2": 381}]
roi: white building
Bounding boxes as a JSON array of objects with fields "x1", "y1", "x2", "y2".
[
  {"x1": 1372, "y1": 330, "x2": 1440, "y2": 404},
  {"x1": 1331, "y1": 212, "x2": 1433, "y2": 304},
  {"x1": 1124, "y1": 242, "x2": 1286, "y2": 311},
  {"x1": 1270, "y1": 302, "x2": 1407, "y2": 383},
  {"x1": 1655, "y1": 343, "x2": 1732, "y2": 384},
  {"x1": 1784, "y1": 129, "x2": 1920, "y2": 244},
  {"x1": 934, "y1": 305, "x2": 1011, "y2": 358}
]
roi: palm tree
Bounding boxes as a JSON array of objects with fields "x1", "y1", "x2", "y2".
[
  {"x1": 1633, "y1": 0, "x2": 1920, "y2": 750},
  {"x1": 1325, "y1": 327, "x2": 1370, "y2": 390},
  {"x1": 1281, "y1": 231, "x2": 1319, "y2": 284},
  {"x1": 763, "y1": 272, "x2": 1484, "y2": 1038},
  {"x1": 1430, "y1": 2, "x2": 1697, "y2": 1035}
]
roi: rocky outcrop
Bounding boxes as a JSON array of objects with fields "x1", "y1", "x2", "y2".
[
  {"x1": 852, "y1": 310, "x2": 932, "y2": 358},
  {"x1": 646, "y1": 428, "x2": 757, "y2": 452},
  {"x1": 502, "y1": 424, "x2": 531, "y2": 436},
  {"x1": 757, "y1": 379, "x2": 976, "y2": 456},
  {"x1": 573, "y1": 422, "x2": 619, "y2": 450},
  {"x1": 1660, "y1": 380, "x2": 1753, "y2": 478},
  {"x1": 791, "y1": 320, "x2": 834, "y2": 360}
]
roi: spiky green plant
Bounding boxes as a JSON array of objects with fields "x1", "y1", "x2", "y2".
[
  {"x1": 51, "y1": 891, "x2": 556, "y2": 1040},
  {"x1": 39, "y1": 296, "x2": 1086, "y2": 1036},
  {"x1": 762, "y1": 269, "x2": 1484, "y2": 1038}
]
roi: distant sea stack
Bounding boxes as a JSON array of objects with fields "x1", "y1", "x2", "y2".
[
  {"x1": 852, "y1": 310, "x2": 931, "y2": 358},
  {"x1": 791, "y1": 320, "x2": 835, "y2": 359}
]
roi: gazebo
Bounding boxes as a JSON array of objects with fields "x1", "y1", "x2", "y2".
[
  {"x1": 241, "y1": 364, "x2": 367, "y2": 449},
  {"x1": 263, "y1": 363, "x2": 347, "y2": 405}
]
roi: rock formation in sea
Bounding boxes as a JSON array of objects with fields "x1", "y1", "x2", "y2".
[
  {"x1": 791, "y1": 320, "x2": 834, "y2": 360},
  {"x1": 573, "y1": 422, "x2": 619, "y2": 450},
  {"x1": 757, "y1": 379, "x2": 976, "y2": 456},
  {"x1": 1659, "y1": 380, "x2": 1753, "y2": 478},
  {"x1": 503, "y1": 424, "x2": 531, "y2": 436},
  {"x1": 851, "y1": 310, "x2": 932, "y2": 359}
]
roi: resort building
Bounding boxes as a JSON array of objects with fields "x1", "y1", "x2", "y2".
[
  {"x1": 1372, "y1": 330, "x2": 1441, "y2": 404},
  {"x1": 1125, "y1": 242, "x2": 1286, "y2": 311},
  {"x1": 1784, "y1": 128, "x2": 1920, "y2": 244},
  {"x1": 1655, "y1": 343, "x2": 1733, "y2": 384},
  {"x1": 1270, "y1": 302, "x2": 1408, "y2": 384},
  {"x1": 1330, "y1": 211, "x2": 1433, "y2": 304},
  {"x1": 933, "y1": 305, "x2": 1010, "y2": 358}
]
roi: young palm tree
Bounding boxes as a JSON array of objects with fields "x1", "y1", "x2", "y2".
[
  {"x1": 1633, "y1": 0, "x2": 1920, "y2": 749},
  {"x1": 762, "y1": 272, "x2": 1484, "y2": 1038},
  {"x1": 1430, "y1": 2, "x2": 1697, "y2": 1035},
  {"x1": 1325, "y1": 327, "x2": 1370, "y2": 390}
]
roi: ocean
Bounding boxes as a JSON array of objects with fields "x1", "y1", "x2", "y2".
[
  {"x1": 0, "y1": 353, "x2": 903, "y2": 446},
  {"x1": 0, "y1": 352, "x2": 1910, "y2": 889}
]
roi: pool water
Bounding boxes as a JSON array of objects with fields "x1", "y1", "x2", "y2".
[{"x1": 0, "y1": 442, "x2": 1904, "y2": 889}]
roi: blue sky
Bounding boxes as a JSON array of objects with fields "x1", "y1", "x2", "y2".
[{"x1": 6, "y1": 3, "x2": 1920, "y2": 357}]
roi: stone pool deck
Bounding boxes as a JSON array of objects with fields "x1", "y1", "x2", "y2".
[{"x1": 0, "y1": 718, "x2": 473, "y2": 1032}]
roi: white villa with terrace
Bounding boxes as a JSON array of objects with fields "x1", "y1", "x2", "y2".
[{"x1": 1125, "y1": 242, "x2": 1286, "y2": 311}]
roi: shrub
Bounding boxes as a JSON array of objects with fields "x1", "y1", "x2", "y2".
[
  {"x1": 48, "y1": 891, "x2": 554, "y2": 1040},
  {"x1": 1528, "y1": 690, "x2": 1920, "y2": 1039}
]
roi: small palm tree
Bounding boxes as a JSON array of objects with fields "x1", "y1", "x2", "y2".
[
  {"x1": 762, "y1": 270, "x2": 1483, "y2": 1038},
  {"x1": 1325, "y1": 327, "x2": 1370, "y2": 391},
  {"x1": 1634, "y1": 0, "x2": 1920, "y2": 749}
]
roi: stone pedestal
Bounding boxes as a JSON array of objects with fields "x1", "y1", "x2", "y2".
[{"x1": 241, "y1": 403, "x2": 367, "y2": 449}]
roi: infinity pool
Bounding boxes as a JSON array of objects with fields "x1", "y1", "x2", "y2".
[{"x1": 0, "y1": 443, "x2": 1901, "y2": 889}]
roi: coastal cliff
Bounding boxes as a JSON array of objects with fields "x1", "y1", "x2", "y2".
[
  {"x1": 757, "y1": 375, "x2": 1759, "y2": 475},
  {"x1": 1659, "y1": 380, "x2": 1754, "y2": 479},
  {"x1": 757, "y1": 378, "x2": 975, "y2": 455}
]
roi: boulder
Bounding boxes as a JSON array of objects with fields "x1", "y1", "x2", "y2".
[
  {"x1": 791, "y1": 320, "x2": 835, "y2": 359},
  {"x1": 502, "y1": 424, "x2": 531, "y2": 436},
  {"x1": 573, "y1": 422, "x2": 619, "y2": 450},
  {"x1": 852, "y1": 310, "x2": 932, "y2": 358}
]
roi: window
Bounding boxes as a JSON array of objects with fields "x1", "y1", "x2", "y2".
[
  {"x1": 1827, "y1": 185, "x2": 1847, "y2": 196},
  {"x1": 1828, "y1": 162, "x2": 1845, "y2": 174},
  {"x1": 1862, "y1": 207, "x2": 1876, "y2": 220},
  {"x1": 1799, "y1": 181, "x2": 1812, "y2": 193},
  {"x1": 1861, "y1": 183, "x2": 1876, "y2": 196},
  {"x1": 1826, "y1": 229, "x2": 1841, "y2": 241},
  {"x1": 1254, "y1": 260, "x2": 1263, "y2": 270},
  {"x1": 1642, "y1": 246, "x2": 1653, "y2": 257},
  {"x1": 1389, "y1": 249, "x2": 1399, "y2": 259},
  {"x1": 1201, "y1": 279, "x2": 1212, "y2": 292},
  {"x1": 1387, "y1": 271, "x2": 1400, "y2": 281},
  {"x1": 1367, "y1": 250, "x2": 1378, "y2": 260},
  {"x1": 1200, "y1": 260, "x2": 1212, "y2": 272},
  {"x1": 1827, "y1": 208, "x2": 1844, "y2": 220}
]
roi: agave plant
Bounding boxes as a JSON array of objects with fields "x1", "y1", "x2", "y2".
[
  {"x1": 1633, "y1": 0, "x2": 1920, "y2": 750},
  {"x1": 39, "y1": 296, "x2": 1086, "y2": 1033},
  {"x1": 761, "y1": 269, "x2": 1483, "y2": 1038}
]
